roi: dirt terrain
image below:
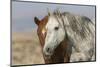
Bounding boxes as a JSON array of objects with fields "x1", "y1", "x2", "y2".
[{"x1": 12, "y1": 31, "x2": 44, "y2": 65}]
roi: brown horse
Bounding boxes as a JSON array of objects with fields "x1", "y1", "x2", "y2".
[{"x1": 34, "y1": 15, "x2": 70, "y2": 64}]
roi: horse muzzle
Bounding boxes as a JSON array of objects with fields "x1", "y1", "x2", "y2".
[{"x1": 43, "y1": 46, "x2": 54, "y2": 57}]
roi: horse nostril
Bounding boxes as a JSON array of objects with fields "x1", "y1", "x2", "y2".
[{"x1": 47, "y1": 47, "x2": 50, "y2": 52}]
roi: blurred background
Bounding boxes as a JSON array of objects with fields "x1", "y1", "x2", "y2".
[{"x1": 12, "y1": 0, "x2": 95, "y2": 65}]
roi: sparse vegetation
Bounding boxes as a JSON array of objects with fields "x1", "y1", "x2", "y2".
[{"x1": 12, "y1": 32, "x2": 44, "y2": 65}]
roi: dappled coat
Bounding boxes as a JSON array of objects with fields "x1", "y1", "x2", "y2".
[{"x1": 52, "y1": 11, "x2": 95, "y2": 62}]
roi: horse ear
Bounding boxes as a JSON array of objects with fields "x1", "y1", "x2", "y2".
[
  {"x1": 48, "y1": 11, "x2": 51, "y2": 16},
  {"x1": 47, "y1": 8, "x2": 51, "y2": 16},
  {"x1": 34, "y1": 17, "x2": 40, "y2": 25}
]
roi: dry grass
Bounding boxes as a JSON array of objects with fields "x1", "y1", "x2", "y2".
[{"x1": 12, "y1": 32, "x2": 44, "y2": 65}]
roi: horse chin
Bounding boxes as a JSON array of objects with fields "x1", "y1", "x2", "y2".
[
  {"x1": 43, "y1": 52, "x2": 53, "y2": 59},
  {"x1": 43, "y1": 50, "x2": 54, "y2": 56}
]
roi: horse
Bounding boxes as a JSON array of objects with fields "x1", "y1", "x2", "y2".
[
  {"x1": 34, "y1": 10, "x2": 95, "y2": 63},
  {"x1": 34, "y1": 15, "x2": 70, "y2": 64}
]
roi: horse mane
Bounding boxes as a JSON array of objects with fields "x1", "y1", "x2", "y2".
[
  {"x1": 48, "y1": 10, "x2": 95, "y2": 40},
  {"x1": 44, "y1": 9, "x2": 95, "y2": 62}
]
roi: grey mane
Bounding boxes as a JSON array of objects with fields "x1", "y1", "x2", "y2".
[
  {"x1": 50, "y1": 10, "x2": 95, "y2": 40},
  {"x1": 48, "y1": 10, "x2": 95, "y2": 61}
]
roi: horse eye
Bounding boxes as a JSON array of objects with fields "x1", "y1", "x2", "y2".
[{"x1": 54, "y1": 27, "x2": 59, "y2": 30}]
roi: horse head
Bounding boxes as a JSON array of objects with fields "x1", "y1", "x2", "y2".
[{"x1": 34, "y1": 12, "x2": 70, "y2": 63}]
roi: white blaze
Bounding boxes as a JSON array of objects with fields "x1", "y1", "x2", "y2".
[{"x1": 43, "y1": 15, "x2": 65, "y2": 55}]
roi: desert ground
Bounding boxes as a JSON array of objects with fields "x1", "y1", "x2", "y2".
[{"x1": 12, "y1": 31, "x2": 44, "y2": 65}]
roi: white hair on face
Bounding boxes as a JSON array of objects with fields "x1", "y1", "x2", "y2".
[
  {"x1": 43, "y1": 10, "x2": 95, "y2": 62},
  {"x1": 43, "y1": 14, "x2": 65, "y2": 56}
]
